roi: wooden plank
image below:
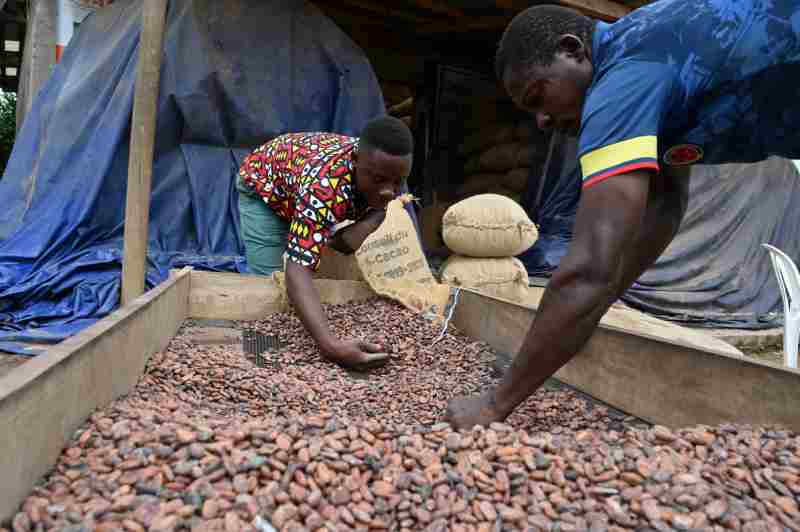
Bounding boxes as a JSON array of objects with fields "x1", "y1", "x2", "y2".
[
  {"x1": 495, "y1": 0, "x2": 630, "y2": 21},
  {"x1": 187, "y1": 271, "x2": 376, "y2": 321},
  {"x1": 0, "y1": 268, "x2": 191, "y2": 522},
  {"x1": 558, "y1": 0, "x2": 631, "y2": 20},
  {"x1": 418, "y1": 15, "x2": 513, "y2": 34},
  {"x1": 320, "y1": 0, "x2": 432, "y2": 23},
  {"x1": 452, "y1": 288, "x2": 800, "y2": 430},
  {"x1": 120, "y1": 0, "x2": 168, "y2": 305},
  {"x1": 16, "y1": 0, "x2": 56, "y2": 132},
  {"x1": 189, "y1": 271, "x2": 286, "y2": 321},
  {"x1": 0, "y1": 353, "x2": 26, "y2": 379},
  {"x1": 409, "y1": 0, "x2": 464, "y2": 17}
]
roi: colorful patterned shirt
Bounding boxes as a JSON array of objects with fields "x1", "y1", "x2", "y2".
[
  {"x1": 579, "y1": 0, "x2": 800, "y2": 188},
  {"x1": 238, "y1": 132, "x2": 368, "y2": 270}
]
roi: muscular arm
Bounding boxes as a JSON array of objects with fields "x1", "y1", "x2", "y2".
[
  {"x1": 328, "y1": 210, "x2": 387, "y2": 255},
  {"x1": 492, "y1": 170, "x2": 652, "y2": 417},
  {"x1": 285, "y1": 260, "x2": 338, "y2": 353},
  {"x1": 287, "y1": 211, "x2": 385, "y2": 345},
  {"x1": 285, "y1": 240, "x2": 389, "y2": 370}
]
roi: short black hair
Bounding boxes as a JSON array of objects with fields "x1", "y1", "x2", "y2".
[
  {"x1": 495, "y1": 5, "x2": 595, "y2": 80},
  {"x1": 359, "y1": 116, "x2": 414, "y2": 156}
]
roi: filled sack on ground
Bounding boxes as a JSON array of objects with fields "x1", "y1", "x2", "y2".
[
  {"x1": 503, "y1": 167, "x2": 530, "y2": 193},
  {"x1": 458, "y1": 124, "x2": 514, "y2": 157},
  {"x1": 477, "y1": 142, "x2": 520, "y2": 173},
  {"x1": 457, "y1": 173, "x2": 503, "y2": 198},
  {"x1": 440, "y1": 255, "x2": 530, "y2": 304},
  {"x1": 442, "y1": 194, "x2": 538, "y2": 257},
  {"x1": 516, "y1": 144, "x2": 541, "y2": 167}
]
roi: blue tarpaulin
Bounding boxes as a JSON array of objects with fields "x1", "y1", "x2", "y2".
[{"x1": 0, "y1": 0, "x2": 393, "y2": 353}]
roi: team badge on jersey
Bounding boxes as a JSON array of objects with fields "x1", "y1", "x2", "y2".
[{"x1": 663, "y1": 144, "x2": 703, "y2": 166}]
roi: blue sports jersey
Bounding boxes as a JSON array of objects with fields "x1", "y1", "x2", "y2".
[{"x1": 579, "y1": 0, "x2": 800, "y2": 188}]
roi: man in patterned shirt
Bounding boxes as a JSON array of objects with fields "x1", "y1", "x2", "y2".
[
  {"x1": 448, "y1": 0, "x2": 800, "y2": 428},
  {"x1": 236, "y1": 116, "x2": 413, "y2": 371}
]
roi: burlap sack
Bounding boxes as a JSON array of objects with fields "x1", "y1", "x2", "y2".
[
  {"x1": 487, "y1": 185, "x2": 518, "y2": 199},
  {"x1": 313, "y1": 247, "x2": 364, "y2": 281},
  {"x1": 503, "y1": 168, "x2": 530, "y2": 193},
  {"x1": 270, "y1": 271, "x2": 290, "y2": 310},
  {"x1": 516, "y1": 144, "x2": 541, "y2": 167},
  {"x1": 462, "y1": 94, "x2": 516, "y2": 131},
  {"x1": 355, "y1": 195, "x2": 452, "y2": 317},
  {"x1": 440, "y1": 255, "x2": 530, "y2": 304},
  {"x1": 463, "y1": 108, "x2": 501, "y2": 133},
  {"x1": 464, "y1": 153, "x2": 481, "y2": 175},
  {"x1": 443, "y1": 194, "x2": 538, "y2": 257},
  {"x1": 456, "y1": 173, "x2": 503, "y2": 198},
  {"x1": 478, "y1": 142, "x2": 520, "y2": 173},
  {"x1": 458, "y1": 124, "x2": 514, "y2": 157},
  {"x1": 467, "y1": 184, "x2": 516, "y2": 200}
]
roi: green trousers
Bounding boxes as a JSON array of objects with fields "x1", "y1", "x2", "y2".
[{"x1": 237, "y1": 179, "x2": 289, "y2": 275}]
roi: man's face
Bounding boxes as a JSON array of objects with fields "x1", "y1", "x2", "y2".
[
  {"x1": 504, "y1": 35, "x2": 593, "y2": 135},
  {"x1": 354, "y1": 148, "x2": 412, "y2": 210}
]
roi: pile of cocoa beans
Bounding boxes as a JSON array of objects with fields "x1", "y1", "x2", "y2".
[{"x1": 7, "y1": 299, "x2": 799, "y2": 531}]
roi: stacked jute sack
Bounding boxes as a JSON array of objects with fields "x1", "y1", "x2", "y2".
[
  {"x1": 457, "y1": 122, "x2": 543, "y2": 205},
  {"x1": 439, "y1": 194, "x2": 538, "y2": 304},
  {"x1": 381, "y1": 81, "x2": 414, "y2": 128}
]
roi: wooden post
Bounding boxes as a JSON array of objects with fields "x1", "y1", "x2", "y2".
[{"x1": 120, "y1": 0, "x2": 168, "y2": 305}]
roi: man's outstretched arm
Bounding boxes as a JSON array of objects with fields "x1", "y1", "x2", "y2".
[
  {"x1": 447, "y1": 170, "x2": 653, "y2": 428},
  {"x1": 285, "y1": 261, "x2": 388, "y2": 370},
  {"x1": 328, "y1": 209, "x2": 386, "y2": 255}
]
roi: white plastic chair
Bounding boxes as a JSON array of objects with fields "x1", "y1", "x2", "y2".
[{"x1": 762, "y1": 243, "x2": 800, "y2": 368}]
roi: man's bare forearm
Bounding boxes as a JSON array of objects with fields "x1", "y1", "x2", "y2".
[
  {"x1": 285, "y1": 261, "x2": 337, "y2": 353},
  {"x1": 491, "y1": 171, "x2": 652, "y2": 416},
  {"x1": 328, "y1": 210, "x2": 386, "y2": 255},
  {"x1": 492, "y1": 266, "x2": 618, "y2": 416}
]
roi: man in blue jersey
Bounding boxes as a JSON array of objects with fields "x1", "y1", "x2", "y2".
[{"x1": 447, "y1": 0, "x2": 800, "y2": 428}]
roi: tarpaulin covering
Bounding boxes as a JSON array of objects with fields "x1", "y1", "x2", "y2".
[
  {"x1": 0, "y1": 0, "x2": 391, "y2": 353},
  {"x1": 625, "y1": 158, "x2": 800, "y2": 329},
  {"x1": 516, "y1": 135, "x2": 800, "y2": 329}
]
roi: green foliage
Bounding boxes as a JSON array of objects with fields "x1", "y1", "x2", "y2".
[{"x1": 0, "y1": 90, "x2": 16, "y2": 175}]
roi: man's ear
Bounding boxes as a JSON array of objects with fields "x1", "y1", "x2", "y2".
[{"x1": 557, "y1": 34, "x2": 587, "y2": 59}]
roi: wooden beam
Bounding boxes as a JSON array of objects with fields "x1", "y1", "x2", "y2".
[
  {"x1": 187, "y1": 271, "x2": 376, "y2": 321},
  {"x1": 558, "y1": 0, "x2": 631, "y2": 21},
  {"x1": 407, "y1": 0, "x2": 464, "y2": 17},
  {"x1": 452, "y1": 288, "x2": 800, "y2": 431},
  {"x1": 321, "y1": 0, "x2": 433, "y2": 23},
  {"x1": 0, "y1": 268, "x2": 191, "y2": 522},
  {"x1": 16, "y1": 0, "x2": 56, "y2": 132},
  {"x1": 495, "y1": 0, "x2": 631, "y2": 22},
  {"x1": 418, "y1": 15, "x2": 512, "y2": 34},
  {"x1": 313, "y1": 3, "x2": 418, "y2": 32},
  {"x1": 120, "y1": 0, "x2": 168, "y2": 305}
]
